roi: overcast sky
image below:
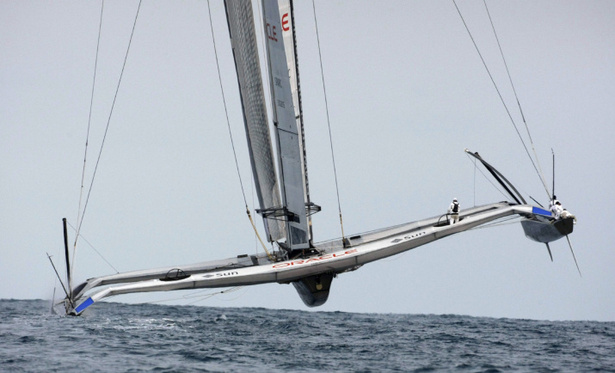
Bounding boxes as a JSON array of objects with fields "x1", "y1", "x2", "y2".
[{"x1": 2, "y1": 0, "x2": 614, "y2": 321}]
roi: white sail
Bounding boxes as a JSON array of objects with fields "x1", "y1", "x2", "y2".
[
  {"x1": 224, "y1": 0, "x2": 285, "y2": 242},
  {"x1": 262, "y1": 0, "x2": 310, "y2": 249}
]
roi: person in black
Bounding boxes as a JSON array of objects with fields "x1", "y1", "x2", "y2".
[{"x1": 448, "y1": 198, "x2": 460, "y2": 224}]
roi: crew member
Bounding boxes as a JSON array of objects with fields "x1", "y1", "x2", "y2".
[
  {"x1": 448, "y1": 198, "x2": 460, "y2": 224},
  {"x1": 550, "y1": 200, "x2": 563, "y2": 219}
]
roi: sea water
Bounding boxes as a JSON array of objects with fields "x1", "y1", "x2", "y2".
[{"x1": 1, "y1": 299, "x2": 614, "y2": 372}]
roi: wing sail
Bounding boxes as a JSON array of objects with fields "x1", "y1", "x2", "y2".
[
  {"x1": 262, "y1": 0, "x2": 310, "y2": 249},
  {"x1": 224, "y1": 0, "x2": 285, "y2": 242}
]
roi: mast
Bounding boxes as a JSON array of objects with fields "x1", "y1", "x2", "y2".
[
  {"x1": 62, "y1": 218, "x2": 74, "y2": 309},
  {"x1": 62, "y1": 218, "x2": 71, "y2": 295}
]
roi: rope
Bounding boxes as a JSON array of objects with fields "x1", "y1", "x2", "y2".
[
  {"x1": 466, "y1": 152, "x2": 535, "y2": 207},
  {"x1": 206, "y1": 0, "x2": 274, "y2": 261},
  {"x1": 67, "y1": 221, "x2": 119, "y2": 273},
  {"x1": 247, "y1": 209, "x2": 275, "y2": 261},
  {"x1": 452, "y1": 0, "x2": 550, "y2": 199},
  {"x1": 466, "y1": 153, "x2": 511, "y2": 202},
  {"x1": 481, "y1": 0, "x2": 550, "y2": 199},
  {"x1": 134, "y1": 287, "x2": 244, "y2": 306},
  {"x1": 468, "y1": 215, "x2": 522, "y2": 230},
  {"x1": 75, "y1": 0, "x2": 143, "y2": 246},
  {"x1": 72, "y1": 0, "x2": 105, "y2": 279},
  {"x1": 311, "y1": 0, "x2": 345, "y2": 240}
]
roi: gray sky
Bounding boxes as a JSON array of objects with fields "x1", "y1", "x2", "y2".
[{"x1": 2, "y1": 0, "x2": 614, "y2": 321}]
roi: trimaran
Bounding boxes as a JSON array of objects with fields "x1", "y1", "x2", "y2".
[{"x1": 52, "y1": 0, "x2": 576, "y2": 315}]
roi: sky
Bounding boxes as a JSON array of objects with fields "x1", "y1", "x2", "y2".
[{"x1": 1, "y1": 0, "x2": 614, "y2": 321}]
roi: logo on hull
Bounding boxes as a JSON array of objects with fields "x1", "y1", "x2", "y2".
[{"x1": 272, "y1": 249, "x2": 358, "y2": 269}]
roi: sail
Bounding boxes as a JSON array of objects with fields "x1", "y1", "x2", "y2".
[
  {"x1": 262, "y1": 0, "x2": 310, "y2": 249},
  {"x1": 278, "y1": 0, "x2": 317, "y2": 242},
  {"x1": 224, "y1": 0, "x2": 285, "y2": 242}
]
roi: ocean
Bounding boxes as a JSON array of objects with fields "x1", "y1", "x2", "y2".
[{"x1": 1, "y1": 299, "x2": 613, "y2": 372}]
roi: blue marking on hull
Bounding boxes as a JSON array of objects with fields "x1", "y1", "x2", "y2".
[
  {"x1": 532, "y1": 206, "x2": 552, "y2": 217},
  {"x1": 75, "y1": 297, "x2": 94, "y2": 313}
]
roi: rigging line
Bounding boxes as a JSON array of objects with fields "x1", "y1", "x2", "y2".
[
  {"x1": 466, "y1": 152, "x2": 536, "y2": 205},
  {"x1": 452, "y1": 0, "x2": 547, "y2": 198},
  {"x1": 206, "y1": 0, "x2": 274, "y2": 261},
  {"x1": 73, "y1": 0, "x2": 105, "y2": 277},
  {"x1": 482, "y1": 0, "x2": 550, "y2": 199},
  {"x1": 184, "y1": 287, "x2": 247, "y2": 305},
  {"x1": 66, "y1": 220, "x2": 119, "y2": 273},
  {"x1": 311, "y1": 0, "x2": 345, "y2": 240},
  {"x1": 75, "y1": 0, "x2": 143, "y2": 243},
  {"x1": 134, "y1": 287, "x2": 244, "y2": 305},
  {"x1": 206, "y1": 0, "x2": 247, "y2": 207},
  {"x1": 465, "y1": 154, "x2": 510, "y2": 201},
  {"x1": 468, "y1": 216, "x2": 522, "y2": 230},
  {"x1": 181, "y1": 286, "x2": 244, "y2": 299}
]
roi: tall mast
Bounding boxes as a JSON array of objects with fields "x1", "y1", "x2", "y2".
[{"x1": 62, "y1": 218, "x2": 73, "y2": 305}]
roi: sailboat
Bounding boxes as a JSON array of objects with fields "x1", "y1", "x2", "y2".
[{"x1": 55, "y1": 0, "x2": 575, "y2": 315}]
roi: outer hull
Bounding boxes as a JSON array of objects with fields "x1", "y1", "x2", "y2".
[{"x1": 521, "y1": 217, "x2": 574, "y2": 243}]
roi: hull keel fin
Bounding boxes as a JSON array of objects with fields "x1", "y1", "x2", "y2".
[{"x1": 292, "y1": 273, "x2": 334, "y2": 307}]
